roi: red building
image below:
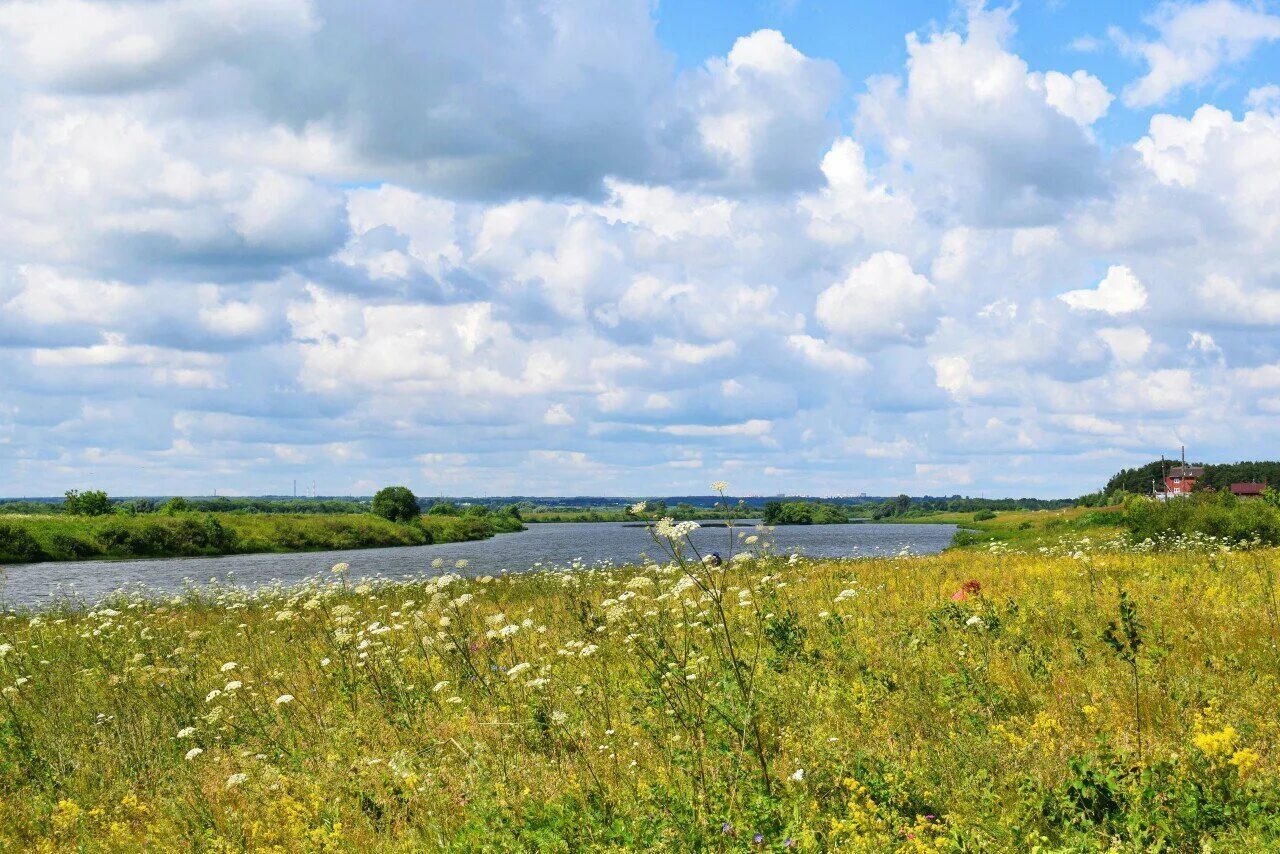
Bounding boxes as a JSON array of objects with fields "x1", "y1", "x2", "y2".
[
  {"x1": 1230, "y1": 482, "x2": 1267, "y2": 498},
  {"x1": 1164, "y1": 465, "x2": 1203, "y2": 496}
]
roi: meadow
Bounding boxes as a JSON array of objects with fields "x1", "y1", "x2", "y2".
[
  {"x1": 1, "y1": 521, "x2": 1278, "y2": 851},
  {"x1": 0, "y1": 512, "x2": 524, "y2": 564}
]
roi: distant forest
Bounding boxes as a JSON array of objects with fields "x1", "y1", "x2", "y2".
[{"x1": 1105, "y1": 461, "x2": 1280, "y2": 495}]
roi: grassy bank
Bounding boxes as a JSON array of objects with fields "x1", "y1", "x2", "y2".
[
  {"x1": 878, "y1": 506, "x2": 1126, "y2": 550},
  {"x1": 2, "y1": 541, "x2": 1277, "y2": 849},
  {"x1": 0, "y1": 512, "x2": 524, "y2": 564}
]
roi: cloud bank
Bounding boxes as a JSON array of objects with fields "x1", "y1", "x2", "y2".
[{"x1": 1, "y1": 0, "x2": 1278, "y2": 497}]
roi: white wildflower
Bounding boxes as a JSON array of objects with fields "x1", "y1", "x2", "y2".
[
  {"x1": 185, "y1": 747, "x2": 204, "y2": 761},
  {"x1": 275, "y1": 694, "x2": 294, "y2": 706},
  {"x1": 177, "y1": 726, "x2": 196, "y2": 738}
]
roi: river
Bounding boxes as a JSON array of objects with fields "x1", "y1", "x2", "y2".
[{"x1": 0, "y1": 520, "x2": 957, "y2": 608}]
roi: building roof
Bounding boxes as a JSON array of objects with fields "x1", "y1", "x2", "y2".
[
  {"x1": 1168, "y1": 466, "x2": 1204, "y2": 478},
  {"x1": 1230, "y1": 482, "x2": 1268, "y2": 496}
]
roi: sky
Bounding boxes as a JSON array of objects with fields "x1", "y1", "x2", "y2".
[{"x1": 1, "y1": 1, "x2": 1280, "y2": 499}]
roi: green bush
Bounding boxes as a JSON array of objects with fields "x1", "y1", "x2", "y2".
[
  {"x1": 0, "y1": 522, "x2": 46, "y2": 562},
  {"x1": 973, "y1": 509, "x2": 997, "y2": 522},
  {"x1": 1123, "y1": 493, "x2": 1280, "y2": 545}
]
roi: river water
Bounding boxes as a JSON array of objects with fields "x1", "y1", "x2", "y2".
[{"x1": 0, "y1": 520, "x2": 956, "y2": 608}]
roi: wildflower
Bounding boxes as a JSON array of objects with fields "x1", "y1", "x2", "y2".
[
  {"x1": 721, "y1": 822, "x2": 735, "y2": 836},
  {"x1": 185, "y1": 747, "x2": 204, "y2": 761},
  {"x1": 753, "y1": 833, "x2": 765, "y2": 845},
  {"x1": 224, "y1": 680, "x2": 242, "y2": 692},
  {"x1": 205, "y1": 689, "x2": 223, "y2": 703},
  {"x1": 220, "y1": 662, "x2": 237, "y2": 672},
  {"x1": 711, "y1": 481, "x2": 728, "y2": 491},
  {"x1": 431, "y1": 558, "x2": 444, "y2": 569},
  {"x1": 629, "y1": 501, "x2": 647, "y2": 514},
  {"x1": 320, "y1": 657, "x2": 331, "y2": 667},
  {"x1": 506, "y1": 662, "x2": 532, "y2": 678},
  {"x1": 790, "y1": 768, "x2": 804, "y2": 782},
  {"x1": 965, "y1": 615, "x2": 985, "y2": 629},
  {"x1": 275, "y1": 694, "x2": 294, "y2": 706},
  {"x1": 1231, "y1": 747, "x2": 1261, "y2": 776},
  {"x1": 177, "y1": 727, "x2": 196, "y2": 738},
  {"x1": 455, "y1": 559, "x2": 469, "y2": 569},
  {"x1": 331, "y1": 562, "x2": 350, "y2": 574},
  {"x1": 0, "y1": 643, "x2": 12, "y2": 658},
  {"x1": 551, "y1": 710, "x2": 568, "y2": 725},
  {"x1": 225, "y1": 773, "x2": 248, "y2": 788}
]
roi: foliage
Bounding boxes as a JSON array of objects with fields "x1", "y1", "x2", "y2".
[
  {"x1": 1122, "y1": 493, "x2": 1280, "y2": 545},
  {"x1": 1106, "y1": 459, "x2": 1280, "y2": 495},
  {"x1": 0, "y1": 522, "x2": 45, "y2": 562},
  {"x1": 62, "y1": 490, "x2": 111, "y2": 517},
  {"x1": 0, "y1": 511, "x2": 524, "y2": 564},
  {"x1": 160, "y1": 497, "x2": 189, "y2": 515},
  {"x1": 371, "y1": 486, "x2": 421, "y2": 523},
  {"x1": 0, "y1": 501, "x2": 62, "y2": 516},
  {"x1": 2, "y1": 545, "x2": 1279, "y2": 849},
  {"x1": 762, "y1": 501, "x2": 851, "y2": 525},
  {"x1": 973, "y1": 509, "x2": 997, "y2": 521}
]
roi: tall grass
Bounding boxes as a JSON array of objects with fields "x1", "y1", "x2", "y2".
[{"x1": 1, "y1": 535, "x2": 1277, "y2": 849}]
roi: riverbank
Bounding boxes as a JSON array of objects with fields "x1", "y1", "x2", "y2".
[
  {"x1": 4, "y1": 545, "x2": 1276, "y2": 849},
  {"x1": 890, "y1": 506, "x2": 1125, "y2": 549},
  {"x1": 0, "y1": 512, "x2": 524, "y2": 564}
]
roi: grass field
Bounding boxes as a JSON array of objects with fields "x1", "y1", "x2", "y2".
[
  {"x1": 2, "y1": 528, "x2": 1277, "y2": 850},
  {"x1": 0, "y1": 512, "x2": 524, "y2": 564}
]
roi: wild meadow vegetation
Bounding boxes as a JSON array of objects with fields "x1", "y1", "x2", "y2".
[{"x1": 3, "y1": 511, "x2": 1279, "y2": 851}]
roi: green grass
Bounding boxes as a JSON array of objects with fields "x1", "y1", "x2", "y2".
[
  {"x1": 0, "y1": 512, "x2": 524, "y2": 564},
  {"x1": 2, "y1": 542, "x2": 1278, "y2": 849},
  {"x1": 876, "y1": 507, "x2": 1126, "y2": 549}
]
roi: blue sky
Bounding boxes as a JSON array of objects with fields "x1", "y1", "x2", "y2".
[{"x1": 1, "y1": 0, "x2": 1280, "y2": 498}]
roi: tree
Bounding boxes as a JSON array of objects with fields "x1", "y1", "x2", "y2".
[
  {"x1": 373, "y1": 486, "x2": 420, "y2": 523},
  {"x1": 161, "y1": 497, "x2": 189, "y2": 515},
  {"x1": 64, "y1": 489, "x2": 111, "y2": 516}
]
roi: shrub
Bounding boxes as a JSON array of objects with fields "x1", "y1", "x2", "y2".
[
  {"x1": 161, "y1": 497, "x2": 189, "y2": 515},
  {"x1": 372, "y1": 487, "x2": 421, "y2": 523},
  {"x1": 973, "y1": 509, "x2": 997, "y2": 522},
  {"x1": 45, "y1": 532, "x2": 99, "y2": 560},
  {"x1": 1123, "y1": 493, "x2": 1280, "y2": 545},
  {"x1": 0, "y1": 522, "x2": 45, "y2": 561}
]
